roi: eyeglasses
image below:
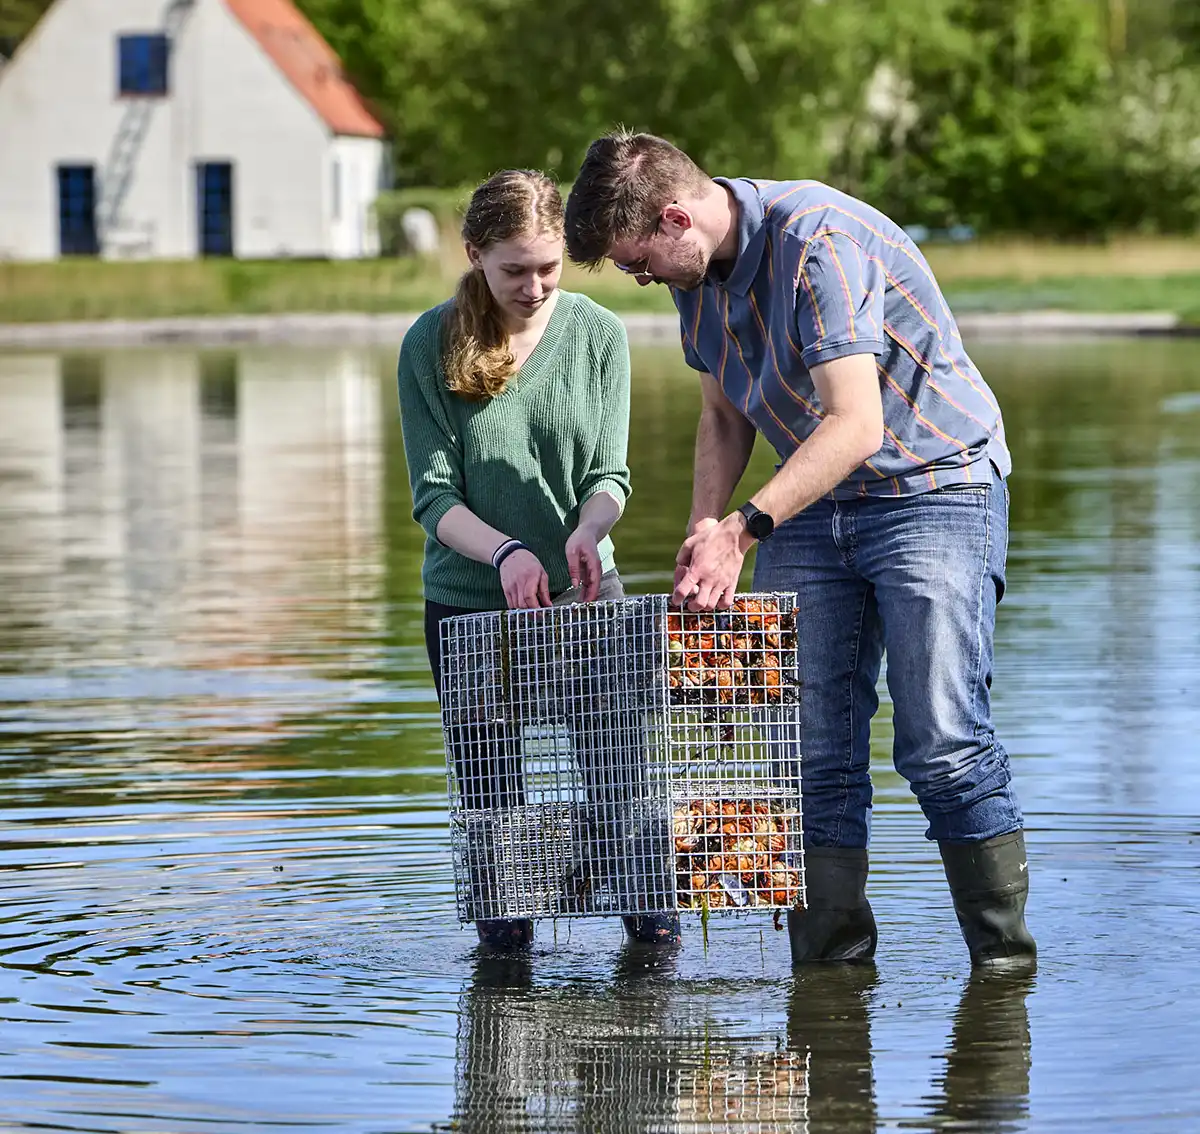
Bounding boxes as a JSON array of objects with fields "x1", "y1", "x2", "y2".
[
  {"x1": 615, "y1": 254, "x2": 654, "y2": 281},
  {"x1": 614, "y1": 216, "x2": 664, "y2": 281}
]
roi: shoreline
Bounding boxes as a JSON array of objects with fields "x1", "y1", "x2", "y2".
[{"x1": 0, "y1": 309, "x2": 1190, "y2": 350}]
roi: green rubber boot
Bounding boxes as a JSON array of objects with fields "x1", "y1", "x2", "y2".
[
  {"x1": 939, "y1": 830, "x2": 1037, "y2": 970},
  {"x1": 787, "y1": 847, "x2": 878, "y2": 963}
]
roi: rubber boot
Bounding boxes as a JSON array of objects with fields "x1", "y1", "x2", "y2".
[
  {"x1": 939, "y1": 830, "x2": 1037, "y2": 970},
  {"x1": 622, "y1": 913, "x2": 682, "y2": 944},
  {"x1": 475, "y1": 918, "x2": 534, "y2": 950},
  {"x1": 786, "y1": 847, "x2": 878, "y2": 963}
]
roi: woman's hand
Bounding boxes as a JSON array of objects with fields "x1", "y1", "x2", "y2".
[
  {"x1": 565, "y1": 525, "x2": 603, "y2": 602},
  {"x1": 500, "y1": 549, "x2": 552, "y2": 609}
]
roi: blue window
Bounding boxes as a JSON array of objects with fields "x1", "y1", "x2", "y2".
[{"x1": 118, "y1": 34, "x2": 169, "y2": 96}]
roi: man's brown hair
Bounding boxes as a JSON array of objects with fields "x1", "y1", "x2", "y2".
[{"x1": 564, "y1": 130, "x2": 709, "y2": 269}]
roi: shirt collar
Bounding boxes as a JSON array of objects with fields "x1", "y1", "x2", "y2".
[{"x1": 711, "y1": 177, "x2": 765, "y2": 296}]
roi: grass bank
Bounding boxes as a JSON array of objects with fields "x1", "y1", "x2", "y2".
[
  {"x1": 0, "y1": 257, "x2": 676, "y2": 324},
  {"x1": 3, "y1": 237, "x2": 1200, "y2": 325}
]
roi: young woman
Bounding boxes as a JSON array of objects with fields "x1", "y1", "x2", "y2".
[{"x1": 397, "y1": 170, "x2": 679, "y2": 950}]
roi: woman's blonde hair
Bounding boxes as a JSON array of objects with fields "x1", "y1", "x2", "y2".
[{"x1": 443, "y1": 170, "x2": 564, "y2": 400}]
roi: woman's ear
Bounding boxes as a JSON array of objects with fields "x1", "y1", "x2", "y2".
[{"x1": 464, "y1": 242, "x2": 483, "y2": 270}]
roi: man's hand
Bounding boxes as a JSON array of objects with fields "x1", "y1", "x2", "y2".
[
  {"x1": 671, "y1": 515, "x2": 752, "y2": 610},
  {"x1": 500, "y1": 549, "x2": 552, "y2": 608},
  {"x1": 565, "y1": 525, "x2": 602, "y2": 602},
  {"x1": 673, "y1": 517, "x2": 718, "y2": 594}
]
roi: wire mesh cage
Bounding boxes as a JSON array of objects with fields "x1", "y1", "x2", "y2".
[{"x1": 439, "y1": 593, "x2": 805, "y2": 922}]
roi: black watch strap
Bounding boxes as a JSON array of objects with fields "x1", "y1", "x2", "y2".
[{"x1": 737, "y1": 502, "x2": 775, "y2": 541}]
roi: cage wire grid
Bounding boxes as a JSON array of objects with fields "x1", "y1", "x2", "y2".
[{"x1": 439, "y1": 593, "x2": 805, "y2": 922}]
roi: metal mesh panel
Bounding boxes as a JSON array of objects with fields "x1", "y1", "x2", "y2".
[{"x1": 441, "y1": 593, "x2": 805, "y2": 921}]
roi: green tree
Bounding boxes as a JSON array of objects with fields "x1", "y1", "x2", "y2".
[
  {"x1": 864, "y1": 0, "x2": 1119, "y2": 233},
  {"x1": 0, "y1": 0, "x2": 53, "y2": 54},
  {"x1": 293, "y1": 0, "x2": 1200, "y2": 235}
]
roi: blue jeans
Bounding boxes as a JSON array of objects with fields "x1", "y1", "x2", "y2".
[{"x1": 752, "y1": 463, "x2": 1023, "y2": 848}]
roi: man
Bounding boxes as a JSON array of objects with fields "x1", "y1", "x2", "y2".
[{"x1": 564, "y1": 131, "x2": 1036, "y2": 970}]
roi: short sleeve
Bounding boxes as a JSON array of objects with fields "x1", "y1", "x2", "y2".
[
  {"x1": 679, "y1": 318, "x2": 708, "y2": 373},
  {"x1": 794, "y1": 232, "x2": 886, "y2": 368}
]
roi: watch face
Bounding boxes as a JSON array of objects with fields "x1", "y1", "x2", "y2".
[
  {"x1": 748, "y1": 511, "x2": 773, "y2": 539},
  {"x1": 740, "y1": 504, "x2": 773, "y2": 539}
]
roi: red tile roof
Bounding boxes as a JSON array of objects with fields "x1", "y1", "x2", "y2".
[{"x1": 224, "y1": 0, "x2": 385, "y2": 139}]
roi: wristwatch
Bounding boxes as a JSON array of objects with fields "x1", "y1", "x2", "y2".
[{"x1": 736, "y1": 501, "x2": 775, "y2": 541}]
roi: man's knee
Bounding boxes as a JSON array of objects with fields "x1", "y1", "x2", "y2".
[{"x1": 897, "y1": 739, "x2": 1019, "y2": 833}]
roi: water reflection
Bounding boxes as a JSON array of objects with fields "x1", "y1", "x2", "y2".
[
  {"x1": 452, "y1": 957, "x2": 1035, "y2": 1134},
  {"x1": 971, "y1": 340, "x2": 1200, "y2": 820},
  {"x1": 0, "y1": 347, "x2": 386, "y2": 742},
  {"x1": 788, "y1": 969, "x2": 877, "y2": 1133},
  {"x1": 0, "y1": 337, "x2": 1197, "y2": 1132},
  {"x1": 923, "y1": 973, "x2": 1033, "y2": 1134},
  {"x1": 456, "y1": 946, "x2": 811, "y2": 1133}
]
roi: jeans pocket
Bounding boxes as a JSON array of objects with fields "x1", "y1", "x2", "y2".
[{"x1": 930, "y1": 482, "x2": 990, "y2": 496}]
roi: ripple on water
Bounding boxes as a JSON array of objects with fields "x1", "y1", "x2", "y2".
[{"x1": 1, "y1": 342, "x2": 1199, "y2": 1131}]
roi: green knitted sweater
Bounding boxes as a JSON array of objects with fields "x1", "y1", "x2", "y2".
[{"x1": 397, "y1": 290, "x2": 632, "y2": 608}]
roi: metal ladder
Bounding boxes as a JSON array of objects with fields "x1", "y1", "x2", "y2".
[{"x1": 96, "y1": 0, "x2": 197, "y2": 252}]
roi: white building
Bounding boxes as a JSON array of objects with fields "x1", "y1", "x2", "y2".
[{"x1": 0, "y1": 0, "x2": 389, "y2": 261}]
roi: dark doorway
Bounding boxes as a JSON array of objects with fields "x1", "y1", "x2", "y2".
[
  {"x1": 196, "y1": 161, "x2": 234, "y2": 257},
  {"x1": 57, "y1": 165, "x2": 98, "y2": 256}
]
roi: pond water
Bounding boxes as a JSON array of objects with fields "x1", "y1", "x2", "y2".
[{"x1": 0, "y1": 335, "x2": 1198, "y2": 1133}]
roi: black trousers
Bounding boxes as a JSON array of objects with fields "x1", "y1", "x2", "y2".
[{"x1": 423, "y1": 570, "x2": 626, "y2": 698}]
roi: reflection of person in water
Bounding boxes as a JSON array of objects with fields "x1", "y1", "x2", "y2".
[
  {"x1": 787, "y1": 968, "x2": 879, "y2": 1133},
  {"x1": 784, "y1": 967, "x2": 1032, "y2": 1134},
  {"x1": 453, "y1": 949, "x2": 1030, "y2": 1132},
  {"x1": 454, "y1": 945, "x2": 811, "y2": 1133},
  {"x1": 927, "y1": 972, "x2": 1033, "y2": 1131},
  {"x1": 453, "y1": 947, "x2": 676, "y2": 1132}
]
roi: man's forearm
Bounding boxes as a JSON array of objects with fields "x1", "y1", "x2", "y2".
[
  {"x1": 689, "y1": 406, "x2": 756, "y2": 533},
  {"x1": 752, "y1": 412, "x2": 881, "y2": 524}
]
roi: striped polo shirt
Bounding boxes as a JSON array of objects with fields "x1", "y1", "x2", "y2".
[{"x1": 673, "y1": 177, "x2": 1010, "y2": 498}]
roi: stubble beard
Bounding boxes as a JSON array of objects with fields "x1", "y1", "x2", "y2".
[{"x1": 669, "y1": 242, "x2": 711, "y2": 291}]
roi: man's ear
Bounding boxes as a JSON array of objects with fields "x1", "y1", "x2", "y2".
[{"x1": 661, "y1": 202, "x2": 694, "y2": 235}]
